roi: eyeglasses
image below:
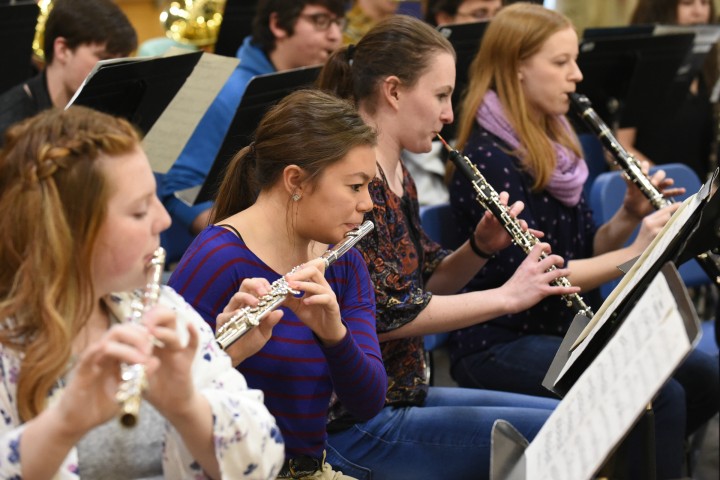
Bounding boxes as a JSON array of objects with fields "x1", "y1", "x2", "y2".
[{"x1": 299, "y1": 13, "x2": 347, "y2": 31}]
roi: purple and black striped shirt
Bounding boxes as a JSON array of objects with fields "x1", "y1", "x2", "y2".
[{"x1": 168, "y1": 226, "x2": 387, "y2": 459}]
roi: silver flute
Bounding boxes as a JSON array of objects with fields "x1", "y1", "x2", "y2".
[
  {"x1": 439, "y1": 135, "x2": 594, "y2": 317},
  {"x1": 115, "y1": 246, "x2": 166, "y2": 428},
  {"x1": 215, "y1": 221, "x2": 375, "y2": 350},
  {"x1": 570, "y1": 92, "x2": 720, "y2": 285}
]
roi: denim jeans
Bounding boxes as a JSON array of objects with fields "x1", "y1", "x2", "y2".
[
  {"x1": 325, "y1": 386, "x2": 558, "y2": 480},
  {"x1": 451, "y1": 334, "x2": 719, "y2": 478}
]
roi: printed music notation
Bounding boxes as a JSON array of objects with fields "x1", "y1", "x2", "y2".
[
  {"x1": 142, "y1": 51, "x2": 239, "y2": 174},
  {"x1": 524, "y1": 268, "x2": 695, "y2": 480}
]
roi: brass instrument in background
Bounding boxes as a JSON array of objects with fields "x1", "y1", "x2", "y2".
[
  {"x1": 438, "y1": 135, "x2": 595, "y2": 318},
  {"x1": 160, "y1": 0, "x2": 226, "y2": 47},
  {"x1": 116, "y1": 247, "x2": 166, "y2": 428},
  {"x1": 31, "y1": 0, "x2": 53, "y2": 64}
]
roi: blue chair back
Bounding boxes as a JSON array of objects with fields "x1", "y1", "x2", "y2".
[
  {"x1": 589, "y1": 163, "x2": 708, "y2": 297},
  {"x1": 578, "y1": 133, "x2": 609, "y2": 199},
  {"x1": 419, "y1": 203, "x2": 462, "y2": 350},
  {"x1": 419, "y1": 203, "x2": 464, "y2": 250}
]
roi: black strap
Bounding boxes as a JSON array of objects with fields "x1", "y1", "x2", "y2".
[{"x1": 217, "y1": 223, "x2": 242, "y2": 240}]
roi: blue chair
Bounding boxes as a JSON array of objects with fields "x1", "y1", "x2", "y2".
[
  {"x1": 419, "y1": 203, "x2": 464, "y2": 354},
  {"x1": 578, "y1": 133, "x2": 610, "y2": 199},
  {"x1": 588, "y1": 163, "x2": 708, "y2": 298}
]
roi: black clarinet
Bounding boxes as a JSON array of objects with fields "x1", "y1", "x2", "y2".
[
  {"x1": 570, "y1": 92, "x2": 720, "y2": 286},
  {"x1": 439, "y1": 135, "x2": 594, "y2": 318}
]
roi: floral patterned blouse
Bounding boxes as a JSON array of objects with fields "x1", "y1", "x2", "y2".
[
  {"x1": 0, "y1": 286, "x2": 284, "y2": 479},
  {"x1": 356, "y1": 163, "x2": 450, "y2": 406}
]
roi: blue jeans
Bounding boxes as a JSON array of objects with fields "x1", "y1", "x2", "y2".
[
  {"x1": 326, "y1": 386, "x2": 558, "y2": 480},
  {"x1": 451, "y1": 335, "x2": 719, "y2": 479}
]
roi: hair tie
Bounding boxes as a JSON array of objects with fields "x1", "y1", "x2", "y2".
[
  {"x1": 248, "y1": 141, "x2": 256, "y2": 157},
  {"x1": 346, "y1": 44, "x2": 356, "y2": 64}
]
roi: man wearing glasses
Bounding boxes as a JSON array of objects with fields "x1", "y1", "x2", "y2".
[{"x1": 159, "y1": 0, "x2": 345, "y2": 263}]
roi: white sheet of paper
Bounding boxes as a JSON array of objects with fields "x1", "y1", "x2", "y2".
[
  {"x1": 525, "y1": 273, "x2": 693, "y2": 480},
  {"x1": 142, "y1": 52, "x2": 239, "y2": 173}
]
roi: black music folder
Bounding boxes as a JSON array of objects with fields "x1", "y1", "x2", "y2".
[
  {"x1": 0, "y1": 1, "x2": 39, "y2": 95},
  {"x1": 491, "y1": 262, "x2": 701, "y2": 480},
  {"x1": 543, "y1": 171, "x2": 719, "y2": 398},
  {"x1": 67, "y1": 50, "x2": 203, "y2": 135},
  {"x1": 575, "y1": 31, "x2": 695, "y2": 129},
  {"x1": 192, "y1": 65, "x2": 321, "y2": 205},
  {"x1": 436, "y1": 20, "x2": 489, "y2": 140},
  {"x1": 213, "y1": 0, "x2": 257, "y2": 58}
]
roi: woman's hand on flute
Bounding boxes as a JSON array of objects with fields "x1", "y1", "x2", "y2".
[
  {"x1": 218, "y1": 278, "x2": 284, "y2": 366},
  {"x1": 284, "y1": 258, "x2": 346, "y2": 347}
]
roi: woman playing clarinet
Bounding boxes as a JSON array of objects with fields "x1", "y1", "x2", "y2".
[{"x1": 449, "y1": 3, "x2": 719, "y2": 478}]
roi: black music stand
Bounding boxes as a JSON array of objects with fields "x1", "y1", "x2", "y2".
[
  {"x1": 435, "y1": 20, "x2": 489, "y2": 140},
  {"x1": 544, "y1": 174, "x2": 718, "y2": 396},
  {"x1": 653, "y1": 24, "x2": 720, "y2": 117},
  {"x1": 492, "y1": 262, "x2": 701, "y2": 480},
  {"x1": 213, "y1": 0, "x2": 257, "y2": 58},
  {"x1": 582, "y1": 24, "x2": 654, "y2": 40},
  {"x1": 0, "y1": 1, "x2": 39, "y2": 95},
  {"x1": 574, "y1": 31, "x2": 694, "y2": 131},
  {"x1": 531, "y1": 178, "x2": 720, "y2": 480},
  {"x1": 193, "y1": 65, "x2": 321, "y2": 205},
  {"x1": 68, "y1": 51, "x2": 203, "y2": 136}
]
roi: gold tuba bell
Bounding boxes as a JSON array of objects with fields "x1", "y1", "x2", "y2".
[
  {"x1": 160, "y1": 0, "x2": 226, "y2": 47},
  {"x1": 31, "y1": 0, "x2": 54, "y2": 64}
]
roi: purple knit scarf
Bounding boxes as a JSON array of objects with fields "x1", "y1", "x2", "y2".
[{"x1": 476, "y1": 90, "x2": 588, "y2": 207}]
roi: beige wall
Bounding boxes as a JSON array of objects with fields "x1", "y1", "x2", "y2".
[
  {"x1": 556, "y1": 0, "x2": 720, "y2": 34},
  {"x1": 556, "y1": 0, "x2": 639, "y2": 33},
  {"x1": 117, "y1": 0, "x2": 165, "y2": 46}
]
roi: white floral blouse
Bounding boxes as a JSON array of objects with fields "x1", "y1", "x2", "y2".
[{"x1": 0, "y1": 286, "x2": 284, "y2": 479}]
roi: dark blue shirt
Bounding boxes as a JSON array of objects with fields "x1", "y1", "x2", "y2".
[{"x1": 447, "y1": 127, "x2": 599, "y2": 366}]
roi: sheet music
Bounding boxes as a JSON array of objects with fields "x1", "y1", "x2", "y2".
[
  {"x1": 566, "y1": 191, "x2": 702, "y2": 359},
  {"x1": 525, "y1": 272, "x2": 693, "y2": 480},
  {"x1": 142, "y1": 52, "x2": 239, "y2": 173}
]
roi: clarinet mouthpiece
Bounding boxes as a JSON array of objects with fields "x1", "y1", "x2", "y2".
[{"x1": 436, "y1": 133, "x2": 453, "y2": 152}]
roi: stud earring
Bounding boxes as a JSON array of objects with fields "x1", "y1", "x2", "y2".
[{"x1": 292, "y1": 193, "x2": 301, "y2": 202}]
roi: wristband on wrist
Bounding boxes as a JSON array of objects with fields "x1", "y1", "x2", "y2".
[{"x1": 468, "y1": 235, "x2": 494, "y2": 259}]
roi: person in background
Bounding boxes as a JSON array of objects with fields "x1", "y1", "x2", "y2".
[
  {"x1": 316, "y1": 15, "x2": 578, "y2": 479},
  {"x1": 168, "y1": 89, "x2": 387, "y2": 480},
  {"x1": 343, "y1": 0, "x2": 399, "y2": 44},
  {"x1": 424, "y1": 0, "x2": 502, "y2": 26},
  {"x1": 449, "y1": 3, "x2": 719, "y2": 478},
  {"x1": 617, "y1": 0, "x2": 718, "y2": 182},
  {"x1": 0, "y1": 106, "x2": 284, "y2": 479},
  {"x1": 0, "y1": 0, "x2": 137, "y2": 144},
  {"x1": 159, "y1": 0, "x2": 345, "y2": 263}
]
